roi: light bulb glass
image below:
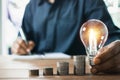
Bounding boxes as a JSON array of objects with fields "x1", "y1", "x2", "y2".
[{"x1": 80, "y1": 19, "x2": 108, "y2": 65}]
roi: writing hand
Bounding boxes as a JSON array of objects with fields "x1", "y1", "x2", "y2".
[{"x1": 11, "y1": 37, "x2": 35, "y2": 55}]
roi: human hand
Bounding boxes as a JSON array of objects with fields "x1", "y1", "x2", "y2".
[
  {"x1": 11, "y1": 37, "x2": 35, "y2": 55},
  {"x1": 91, "y1": 40, "x2": 120, "y2": 74}
]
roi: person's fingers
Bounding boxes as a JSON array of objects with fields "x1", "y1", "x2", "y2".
[
  {"x1": 13, "y1": 46, "x2": 28, "y2": 55},
  {"x1": 11, "y1": 38, "x2": 35, "y2": 55},
  {"x1": 91, "y1": 59, "x2": 115, "y2": 74},
  {"x1": 16, "y1": 38, "x2": 28, "y2": 50},
  {"x1": 91, "y1": 52, "x2": 120, "y2": 74},
  {"x1": 105, "y1": 65, "x2": 120, "y2": 73},
  {"x1": 12, "y1": 41, "x2": 28, "y2": 55},
  {"x1": 11, "y1": 42, "x2": 19, "y2": 54},
  {"x1": 11, "y1": 38, "x2": 29, "y2": 55},
  {"x1": 27, "y1": 41, "x2": 35, "y2": 51},
  {"x1": 93, "y1": 40, "x2": 120, "y2": 65},
  {"x1": 91, "y1": 64, "x2": 120, "y2": 74}
]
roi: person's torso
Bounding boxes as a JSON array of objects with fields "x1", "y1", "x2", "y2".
[{"x1": 26, "y1": 0, "x2": 87, "y2": 55}]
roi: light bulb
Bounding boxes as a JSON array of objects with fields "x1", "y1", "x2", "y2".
[{"x1": 80, "y1": 19, "x2": 108, "y2": 65}]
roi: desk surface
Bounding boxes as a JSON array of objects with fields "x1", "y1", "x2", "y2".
[{"x1": 0, "y1": 56, "x2": 120, "y2": 80}]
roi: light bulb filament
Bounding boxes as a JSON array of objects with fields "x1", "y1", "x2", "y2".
[{"x1": 89, "y1": 29, "x2": 97, "y2": 54}]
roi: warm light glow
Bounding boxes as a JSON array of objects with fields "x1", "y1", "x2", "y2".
[{"x1": 89, "y1": 29, "x2": 97, "y2": 55}]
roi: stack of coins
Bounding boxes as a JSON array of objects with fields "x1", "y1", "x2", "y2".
[
  {"x1": 57, "y1": 61, "x2": 69, "y2": 75},
  {"x1": 29, "y1": 69, "x2": 39, "y2": 76},
  {"x1": 73, "y1": 55, "x2": 86, "y2": 75},
  {"x1": 43, "y1": 67, "x2": 53, "y2": 75}
]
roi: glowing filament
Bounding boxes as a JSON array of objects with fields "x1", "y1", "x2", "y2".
[{"x1": 89, "y1": 29, "x2": 97, "y2": 55}]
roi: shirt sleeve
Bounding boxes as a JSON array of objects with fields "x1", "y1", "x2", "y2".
[{"x1": 84, "y1": 0, "x2": 120, "y2": 45}]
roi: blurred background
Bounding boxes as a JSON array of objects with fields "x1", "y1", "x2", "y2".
[{"x1": 0, "y1": 0, "x2": 120, "y2": 55}]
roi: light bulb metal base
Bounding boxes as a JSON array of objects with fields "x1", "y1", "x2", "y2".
[
  {"x1": 89, "y1": 57, "x2": 95, "y2": 66},
  {"x1": 86, "y1": 49, "x2": 97, "y2": 66},
  {"x1": 87, "y1": 53, "x2": 96, "y2": 66}
]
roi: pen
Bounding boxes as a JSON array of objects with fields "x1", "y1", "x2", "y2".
[{"x1": 19, "y1": 28, "x2": 32, "y2": 55}]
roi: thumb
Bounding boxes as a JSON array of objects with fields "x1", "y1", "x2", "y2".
[{"x1": 27, "y1": 41, "x2": 35, "y2": 51}]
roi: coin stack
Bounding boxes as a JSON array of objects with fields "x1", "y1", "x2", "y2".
[
  {"x1": 73, "y1": 55, "x2": 86, "y2": 75},
  {"x1": 29, "y1": 69, "x2": 39, "y2": 76},
  {"x1": 43, "y1": 67, "x2": 53, "y2": 76},
  {"x1": 57, "y1": 61, "x2": 69, "y2": 75}
]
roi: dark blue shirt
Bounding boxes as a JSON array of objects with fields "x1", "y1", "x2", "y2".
[{"x1": 22, "y1": 0, "x2": 120, "y2": 55}]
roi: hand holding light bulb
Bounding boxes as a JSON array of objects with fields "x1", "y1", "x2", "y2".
[{"x1": 80, "y1": 19, "x2": 120, "y2": 74}]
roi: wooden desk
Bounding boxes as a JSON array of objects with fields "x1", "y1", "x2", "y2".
[{"x1": 0, "y1": 56, "x2": 120, "y2": 80}]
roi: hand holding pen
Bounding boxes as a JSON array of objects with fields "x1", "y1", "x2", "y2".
[{"x1": 11, "y1": 28, "x2": 35, "y2": 55}]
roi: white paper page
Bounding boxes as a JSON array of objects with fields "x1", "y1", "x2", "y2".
[
  {"x1": 43, "y1": 52, "x2": 71, "y2": 59},
  {"x1": 6, "y1": 54, "x2": 43, "y2": 60},
  {"x1": 6, "y1": 52, "x2": 71, "y2": 60}
]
